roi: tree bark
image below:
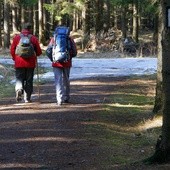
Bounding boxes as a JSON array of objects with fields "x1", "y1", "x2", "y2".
[
  {"x1": 153, "y1": 2, "x2": 163, "y2": 115},
  {"x1": 145, "y1": 0, "x2": 170, "y2": 164},
  {"x1": 132, "y1": 0, "x2": 139, "y2": 42},
  {"x1": 11, "y1": 3, "x2": 18, "y2": 32},
  {"x1": 0, "y1": 2, "x2": 2, "y2": 47},
  {"x1": 104, "y1": 0, "x2": 110, "y2": 32},
  {"x1": 38, "y1": 0, "x2": 44, "y2": 43},
  {"x1": 121, "y1": 5, "x2": 128, "y2": 38},
  {"x1": 3, "y1": 0, "x2": 10, "y2": 49},
  {"x1": 33, "y1": 4, "x2": 38, "y2": 36},
  {"x1": 82, "y1": 0, "x2": 91, "y2": 50},
  {"x1": 95, "y1": 0, "x2": 104, "y2": 35}
]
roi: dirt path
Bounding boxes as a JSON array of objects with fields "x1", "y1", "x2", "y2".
[
  {"x1": 0, "y1": 77, "x2": 115, "y2": 170},
  {"x1": 0, "y1": 77, "x2": 167, "y2": 170}
]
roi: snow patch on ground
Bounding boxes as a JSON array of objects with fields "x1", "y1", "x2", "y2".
[{"x1": 0, "y1": 57, "x2": 157, "y2": 81}]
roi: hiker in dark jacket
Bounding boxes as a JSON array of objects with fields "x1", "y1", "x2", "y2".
[
  {"x1": 10, "y1": 23, "x2": 42, "y2": 103},
  {"x1": 46, "y1": 27, "x2": 77, "y2": 106}
]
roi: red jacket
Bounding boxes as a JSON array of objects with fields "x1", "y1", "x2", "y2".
[
  {"x1": 10, "y1": 29, "x2": 42, "y2": 68},
  {"x1": 48, "y1": 37, "x2": 77, "y2": 68}
]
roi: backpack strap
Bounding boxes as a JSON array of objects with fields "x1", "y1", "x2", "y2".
[
  {"x1": 19, "y1": 33, "x2": 24, "y2": 39},
  {"x1": 53, "y1": 34, "x2": 57, "y2": 47},
  {"x1": 20, "y1": 33, "x2": 32, "y2": 39},
  {"x1": 27, "y1": 34, "x2": 32, "y2": 39},
  {"x1": 20, "y1": 33, "x2": 34, "y2": 50}
]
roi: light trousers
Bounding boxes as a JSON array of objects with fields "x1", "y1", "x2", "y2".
[{"x1": 53, "y1": 67, "x2": 70, "y2": 103}]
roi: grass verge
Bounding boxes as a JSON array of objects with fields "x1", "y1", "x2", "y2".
[{"x1": 84, "y1": 75, "x2": 161, "y2": 169}]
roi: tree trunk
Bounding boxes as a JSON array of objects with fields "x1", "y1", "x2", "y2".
[
  {"x1": 33, "y1": 4, "x2": 38, "y2": 36},
  {"x1": 95, "y1": 0, "x2": 104, "y2": 35},
  {"x1": 153, "y1": 79, "x2": 163, "y2": 114},
  {"x1": 153, "y1": 4, "x2": 163, "y2": 115},
  {"x1": 72, "y1": 9, "x2": 77, "y2": 31},
  {"x1": 28, "y1": 6, "x2": 33, "y2": 24},
  {"x1": 11, "y1": 3, "x2": 18, "y2": 32},
  {"x1": 153, "y1": 13, "x2": 158, "y2": 43},
  {"x1": 44, "y1": 0, "x2": 50, "y2": 41},
  {"x1": 144, "y1": 0, "x2": 170, "y2": 164},
  {"x1": 132, "y1": 0, "x2": 139, "y2": 42},
  {"x1": 82, "y1": 0, "x2": 91, "y2": 50},
  {"x1": 0, "y1": 2, "x2": 2, "y2": 47},
  {"x1": 104, "y1": 0, "x2": 110, "y2": 32},
  {"x1": 21, "y1": 5, "x2": 25, "y2": 26},
  {"x1": 113, "y1": 6, "x2": 118, "y2": 29},
  {"x1": 3, "y1": 0, "x2": 10, "y2": 49},
  {"x1": 121, "y1": 5, "x2": 128, "y2": 38},
  {"x1": 38, "y1": 0, "x2": 44, "y2": 43}
]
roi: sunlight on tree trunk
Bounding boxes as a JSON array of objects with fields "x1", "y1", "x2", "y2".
[{"x1": 132, "y1": 0, "x2": 139, "y2": 43}]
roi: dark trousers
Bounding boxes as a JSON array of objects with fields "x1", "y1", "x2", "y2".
[{"x1": 15, "y1": 68, "x2": 34, "y2": 100}]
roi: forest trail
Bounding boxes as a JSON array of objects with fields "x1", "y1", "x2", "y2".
[
  {"x1": 0, "y1": 77, "x2": 114, "y2": 169},
  {"x1": 0, "y1": 77, "x2": 166, "y2": 170}
]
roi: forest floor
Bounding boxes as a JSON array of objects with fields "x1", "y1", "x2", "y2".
[{"x1": 0, "y1": 75, "x2": 170, "y2": 170}]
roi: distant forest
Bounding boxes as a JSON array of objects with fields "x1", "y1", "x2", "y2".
[{"x1": 1, "y1": 0, "x2": 157, "y2": 50}]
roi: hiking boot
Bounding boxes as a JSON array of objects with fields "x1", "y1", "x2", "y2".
[
  {"x1": 24, "y1": 93, "x2": 32, "y2": 103},
  {"x1": 63, "y1": 100, "x2": 69, "y2": 103},
  {"x1": 57, "y1": 101, "x2": 62, "y2": 106},
  {"x1": 16, "y1": 90, "x2": 22, "y2": 102},
  {"x1": 25, "y1": 99, "x2": 32, "y2": 103}
]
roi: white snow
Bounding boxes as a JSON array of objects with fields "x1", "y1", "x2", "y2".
[{"x1": 0, "y1": 57, "x2": 157, "y2": 81}]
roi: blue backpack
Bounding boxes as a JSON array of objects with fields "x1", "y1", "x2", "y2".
[{"x1": 52, "y1": 26, "x2": 70, "y2": 62}]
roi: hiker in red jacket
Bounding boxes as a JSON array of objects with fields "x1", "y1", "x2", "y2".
[
  {"x1": 46, "y1": 26, "x2": 77, "y2": 106},
  {"x1": 10, "y1": 23, "x2": 42, "y2": 103}
]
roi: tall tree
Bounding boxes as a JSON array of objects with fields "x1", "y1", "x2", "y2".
[
  {"x1": 0, "y1": 1, "x2": 2, "y2": 47},
  {"x1": 38, "y1": 0, "x2": 44, "y2": 43},
  {"x1": 43, "y1": 0, "x2": 51, "y2": 41},
  {"x1": 82, "y1": 0, "x2": 91, "y2": 49},
  {"x1": 151, "y1": 1, "x2": 163, "y2": 115},
  {"x1": 82, "y1": 0, "x2": 90, "y2": 35},
  {"x1": 33, "y1": 3, "x2": 38, "y2": 36},
  {"x1": 103, "y1": 0, "x2": 111, "y2": 32},
  {"x1": 95, "y1": 0, "x2": 104, "y2": 35},
  {"x1": 144, "y1": 0, "x2": 170, "y2": 164},
  {"x1": 11, "y1": 3, "x2": 18, "y2": 32},
  {"x1": 3, "y1": 0, "x2": 10, "y2": 49},
  {"x1": 132, "y1": 0, "x2": 139, "y2": 42},
  {"x1": 121, "y1": 4, "x2": 128, "y2": 38}
]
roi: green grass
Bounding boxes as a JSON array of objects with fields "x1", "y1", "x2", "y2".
[
  {"x1": 0, "y1": 62, "x2": 53, "y2": 98},
  {"x1": 110, "y1": 93, "x2": 154, "y2": 105},
  {"x1": 0, "y1": 81, "x2": 15, "y2": 98},
  {"x1": 84, "y1": 76, "x2": 161, "y2": 167},
  {"x1": 0, "y1": 64, "x2": 15, "y2": 98}
]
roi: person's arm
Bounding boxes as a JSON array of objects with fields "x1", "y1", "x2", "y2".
[
  {"x1": 46, "y1": 38, "x2": 54, "y2": 62},
  {"x1": 69, "y1": 37, "x2": 77, "y2": 58},
  {"x1": 32, "y1": 36, "x2": 42, "y2": 56},
  {"x1": 10, "y1": 35, "x2": 19, "y2": 60}
]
